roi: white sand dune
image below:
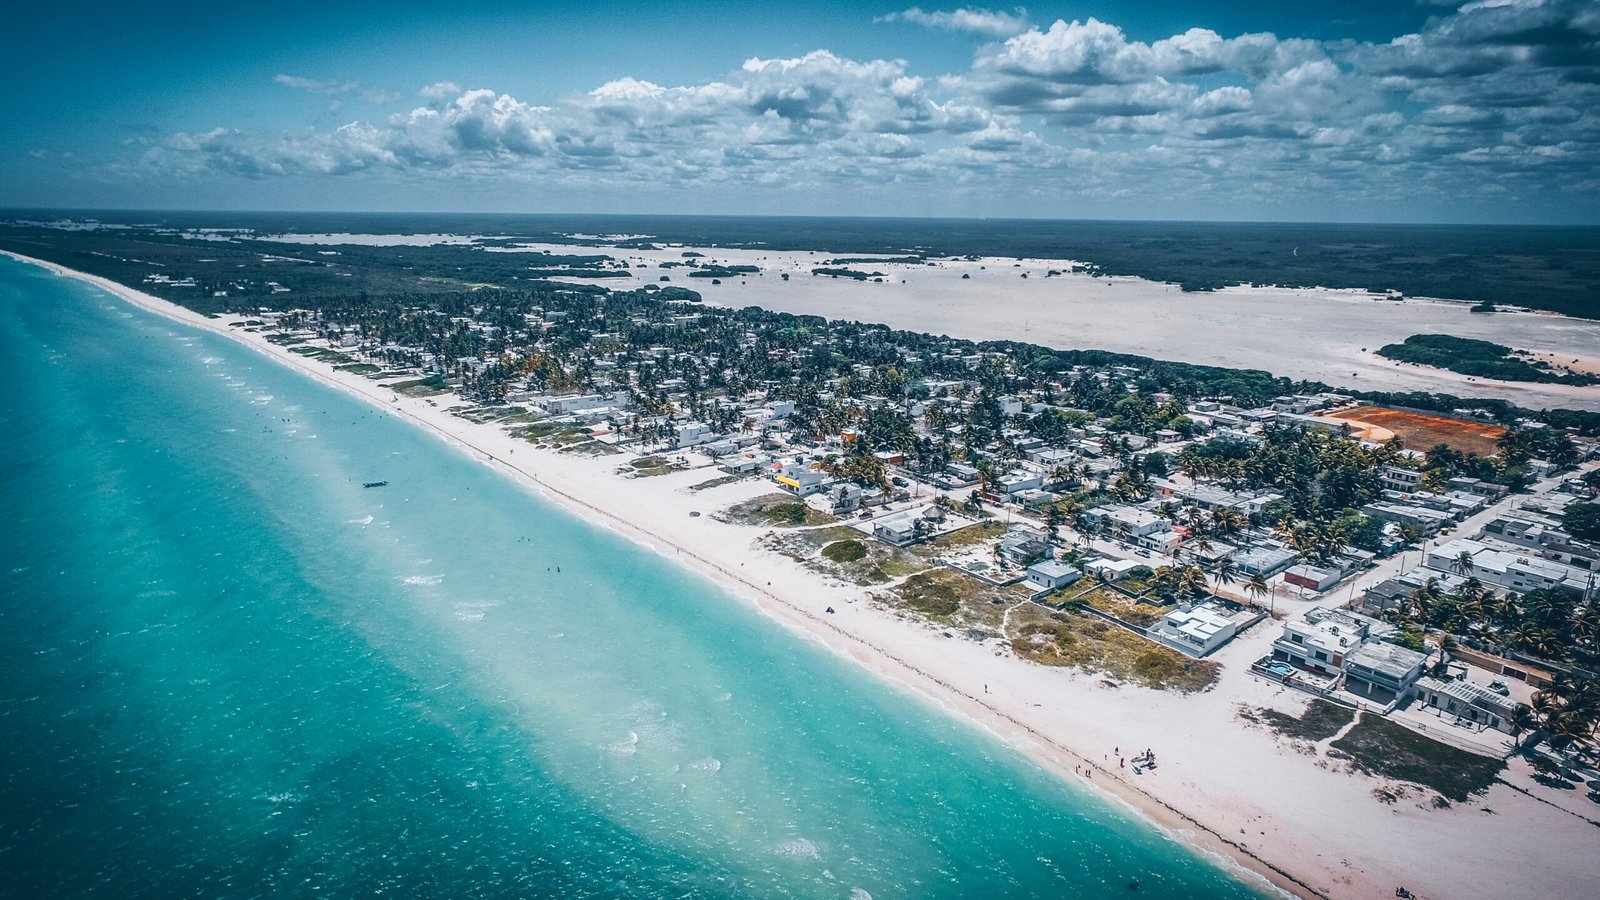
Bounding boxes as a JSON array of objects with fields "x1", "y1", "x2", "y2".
[{"x1": 505, "y1": 241, "x2": 1600, "y2": 413}]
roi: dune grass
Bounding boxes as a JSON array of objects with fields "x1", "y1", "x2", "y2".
[{"x1": 1009, "y1": 605, "x2": 1217, "y2": 693}]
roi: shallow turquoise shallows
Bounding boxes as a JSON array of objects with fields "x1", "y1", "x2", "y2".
[{"x1": 0, "y1": 255, "x2": 1263, "y2": 899}]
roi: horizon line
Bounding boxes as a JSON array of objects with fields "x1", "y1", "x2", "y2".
[{"x1": 4, "y1": 205, "x2": 1599, "y2": 231}]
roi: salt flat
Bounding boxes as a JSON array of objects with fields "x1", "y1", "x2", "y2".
[{"x1": 502, "y1": 241, "x2": 1600, "y2": 413}]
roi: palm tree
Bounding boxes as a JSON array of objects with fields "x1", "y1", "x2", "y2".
[
  {"x1": 1508, "y1": 704, "x2": 1542, "y2": 755},
  {"x1": 1451, "y1": 551, "x2": 1475, "y2": 577},
  {"x1": 1176, "y1": 565, "x2": 1209, "y2": 600},
  {"x1": 1244, "y1": 572, "x2": 1270, "y2": 611},
  {"x1": 1211, "y1": 557, "x2": 1239, "y2": 592}
]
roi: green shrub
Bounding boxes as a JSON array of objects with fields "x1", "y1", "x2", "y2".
[{"x1": 821, "y1": 539, "x2": 868, "y2": 563}]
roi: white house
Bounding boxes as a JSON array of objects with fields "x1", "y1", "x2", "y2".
[
  {"x1": 774, "y1": 463, "x2": 826, "y2": 497},
  {"x1": 1150, "y1": 601, "x2": 1251, "y2": 657},
  {"x1": 1427, "y1": 538, "x2": 1594, "y2": 596},
  {"x1": 825, "y1": 483, "x2": 863, "y2": 514},
  {"x1": 1025, "y1": 560, "x2": 1082, "y2": 592},
  {"x1": 1343, "y1": 640, "x2": 1430, "y2": 703},
  {"x1": 997, "y1": 470, "x2": 1045, "y2": 495},
  {"x1": 1272, "y1": 607, "x2": 1388, "y2": 678},
  {"x1": 676, "y1": 422, "x2": 717, "y2": 447},
  {"x1": 1414, "y1": 676, "x2": 1520, "y2": 732},
  {"x1": 874, "y1": 515, "x2": 921, "y2": 546},
  {"x1": 1084, "y1": 557, "x2": 1143, "y2": 581}
]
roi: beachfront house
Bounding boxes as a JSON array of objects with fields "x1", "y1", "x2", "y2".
[
  {"x1": 1025, "y1": 560, "x2": 1082, "y2": 593},
  {"x1": 998, "y1": 525, "x2": 1051, "y2": 566},
  {"x1": 1271, "y1": 607, "x2": 1388, "y2": 678},
  {"x1": 774, "y1": 463, "x2": 826, "y2": 497},
  {"x1": 1084, "y1": 557, "x2": 1143, "y2": 582},
  {"x1": 825, "y1": 483, "x2": 863, "y2": 514},
  {"x1": 1342, "y1": 641, "x2": 1430, "y2": 703},
  {"x1": 675, "y1": 422, "x2": 717, "y2": 447},
  {"x1": 873, "y1": 514, "x2": 922, "y2": 546},
  {"x1": 1149, "y1": 601, "x2": 1253, "y2": 657},
  {"x1": 1414, "y1": 676, "x2": 1521, "y2": 733}
]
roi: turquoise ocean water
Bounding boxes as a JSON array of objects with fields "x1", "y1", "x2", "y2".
[{"x1": 0, "y1": 255, "x2": 1263, "y2": 898}]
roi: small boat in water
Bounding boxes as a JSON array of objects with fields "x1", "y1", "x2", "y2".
[{"x1": 362, "y1": 481, "x2": 388, "y2": 488}]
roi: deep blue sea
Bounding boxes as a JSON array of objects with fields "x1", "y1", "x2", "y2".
[{"x1": 0, "y1": 254, "x2": 1264, "y2": 898}]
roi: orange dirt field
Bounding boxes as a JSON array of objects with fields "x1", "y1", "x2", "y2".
[{"x1": 1324, "y1": 405, "x2": 1507, "y2": 456}]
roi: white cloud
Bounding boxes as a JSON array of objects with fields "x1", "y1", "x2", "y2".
[
  {"x1": 876, "y1": 6, "x2": 1031, "y2": 38},
  {"x1": 135, "y1": 3, "x2": 1600, "y2": 213},
  {"x1": 274, "y1": 73, "x2": 398, "y2": 105}
]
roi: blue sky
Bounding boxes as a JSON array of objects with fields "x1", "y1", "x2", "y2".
[{"x1": 5, "y1": 1, "x2": 1598, "y2": 223}]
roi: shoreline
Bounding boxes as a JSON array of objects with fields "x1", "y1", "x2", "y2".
[
  {"x1": 1, "y1": 250, "x2": 1303, "y2": 897},
  {"x1": 11, "y1": 250, "x2": 1600, "y2": 900}
]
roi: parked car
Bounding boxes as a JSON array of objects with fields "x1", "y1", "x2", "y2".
[{"x1": 1489, "y1": 680, "x2": 1510, "y2": 695}]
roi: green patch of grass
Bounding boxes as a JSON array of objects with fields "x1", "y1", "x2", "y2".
[
  {"x1": 718, "y1": 494, "x2": 836, "y2": 527},
  {"x1": 1242, "y1": 699, "x2": 1355, "y2": 742},
  {"x1": 1330, "y1": 714, "x2": 1503, "y2": 802},
  {"x1": 290, "y1": 345, "x2": 356, "y2": 365},
  {"x1": 688, "y1": 474, "x2": 742, "y2": 492},
  {"x1": 883, "y1": 567, "x2": 1027, "y2": 631},
  {"x1": 898, "y1": 569, "x2": 973, "y2": 616},
  {"x1": 908, "y1": 520, "x2": 1006, "y2": 558},
  {"x1": 822, "y1": 539, "x2": 868, "y2": 563},
  {"x1": 335, "y1": 363, "x2": 382, "y2": 375},
  {"x1": 1009, "y1": 606, "x2": 1217, "y2": 693},
  {"x1": 390, "y1": 376, "x2": 450, "y2": 398},
  {"x1": 1054, "y1": 579, "x2": 1101, "y2": 603},
  {"x1": 1118, "y1": 574, "x2": 1157, "y2": 596},
  {"x1": 1075, "y1": 585, "x2": 1166, "y2": 627},
  {"x1": 562, "y1": 440, "x2": 621, "y2": 456},
  {"x1": 768, "y1": 524, "x2": 932, "y2": 587}
]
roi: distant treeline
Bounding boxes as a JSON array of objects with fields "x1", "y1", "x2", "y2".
[
  {"x1": 687, "y1": 265, "x2": 759, "y2": 278},
  {"x1": 5, "y1": 217, "x2": 1598, "y2": 435},
  {"x1": 1377, "y1": 334, "x2": 1598, "y2": 386},
  {"x1": 811, "y1": 267, "x2": 884, "y2": 281},
  {"x1": 997, "y1": 341, "x2": 1600, "y2": 436}
]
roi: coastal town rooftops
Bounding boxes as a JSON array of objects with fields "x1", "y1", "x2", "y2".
[
  {"x1": 1234, "y1": 544, "x2": 1298, "y2": 576},
  {"x1": 1416, "y1": 676, "x2": 1519, "y2": 718},
  {"x1": 1028, "y1": 559, "x2": 1080, "y2": 579},
  {"x1": 1344, "y1": 640, "x2": 1429, "y2": 683}
]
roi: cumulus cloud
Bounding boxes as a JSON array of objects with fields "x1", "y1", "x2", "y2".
[
  {"x1": 876, "y1": 6, "x2": 1031, "y2": 38},
  {"x1": 138, "y1": 2, "x2": 1600, "y2": 214}
]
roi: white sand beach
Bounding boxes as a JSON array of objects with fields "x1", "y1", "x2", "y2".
[
  {"x1": 12, "y1": 250, "x2": 1600, "y2": 900},
  {"x1": 494, "y1": 241, "x2": 1600, "y2": 413}
]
